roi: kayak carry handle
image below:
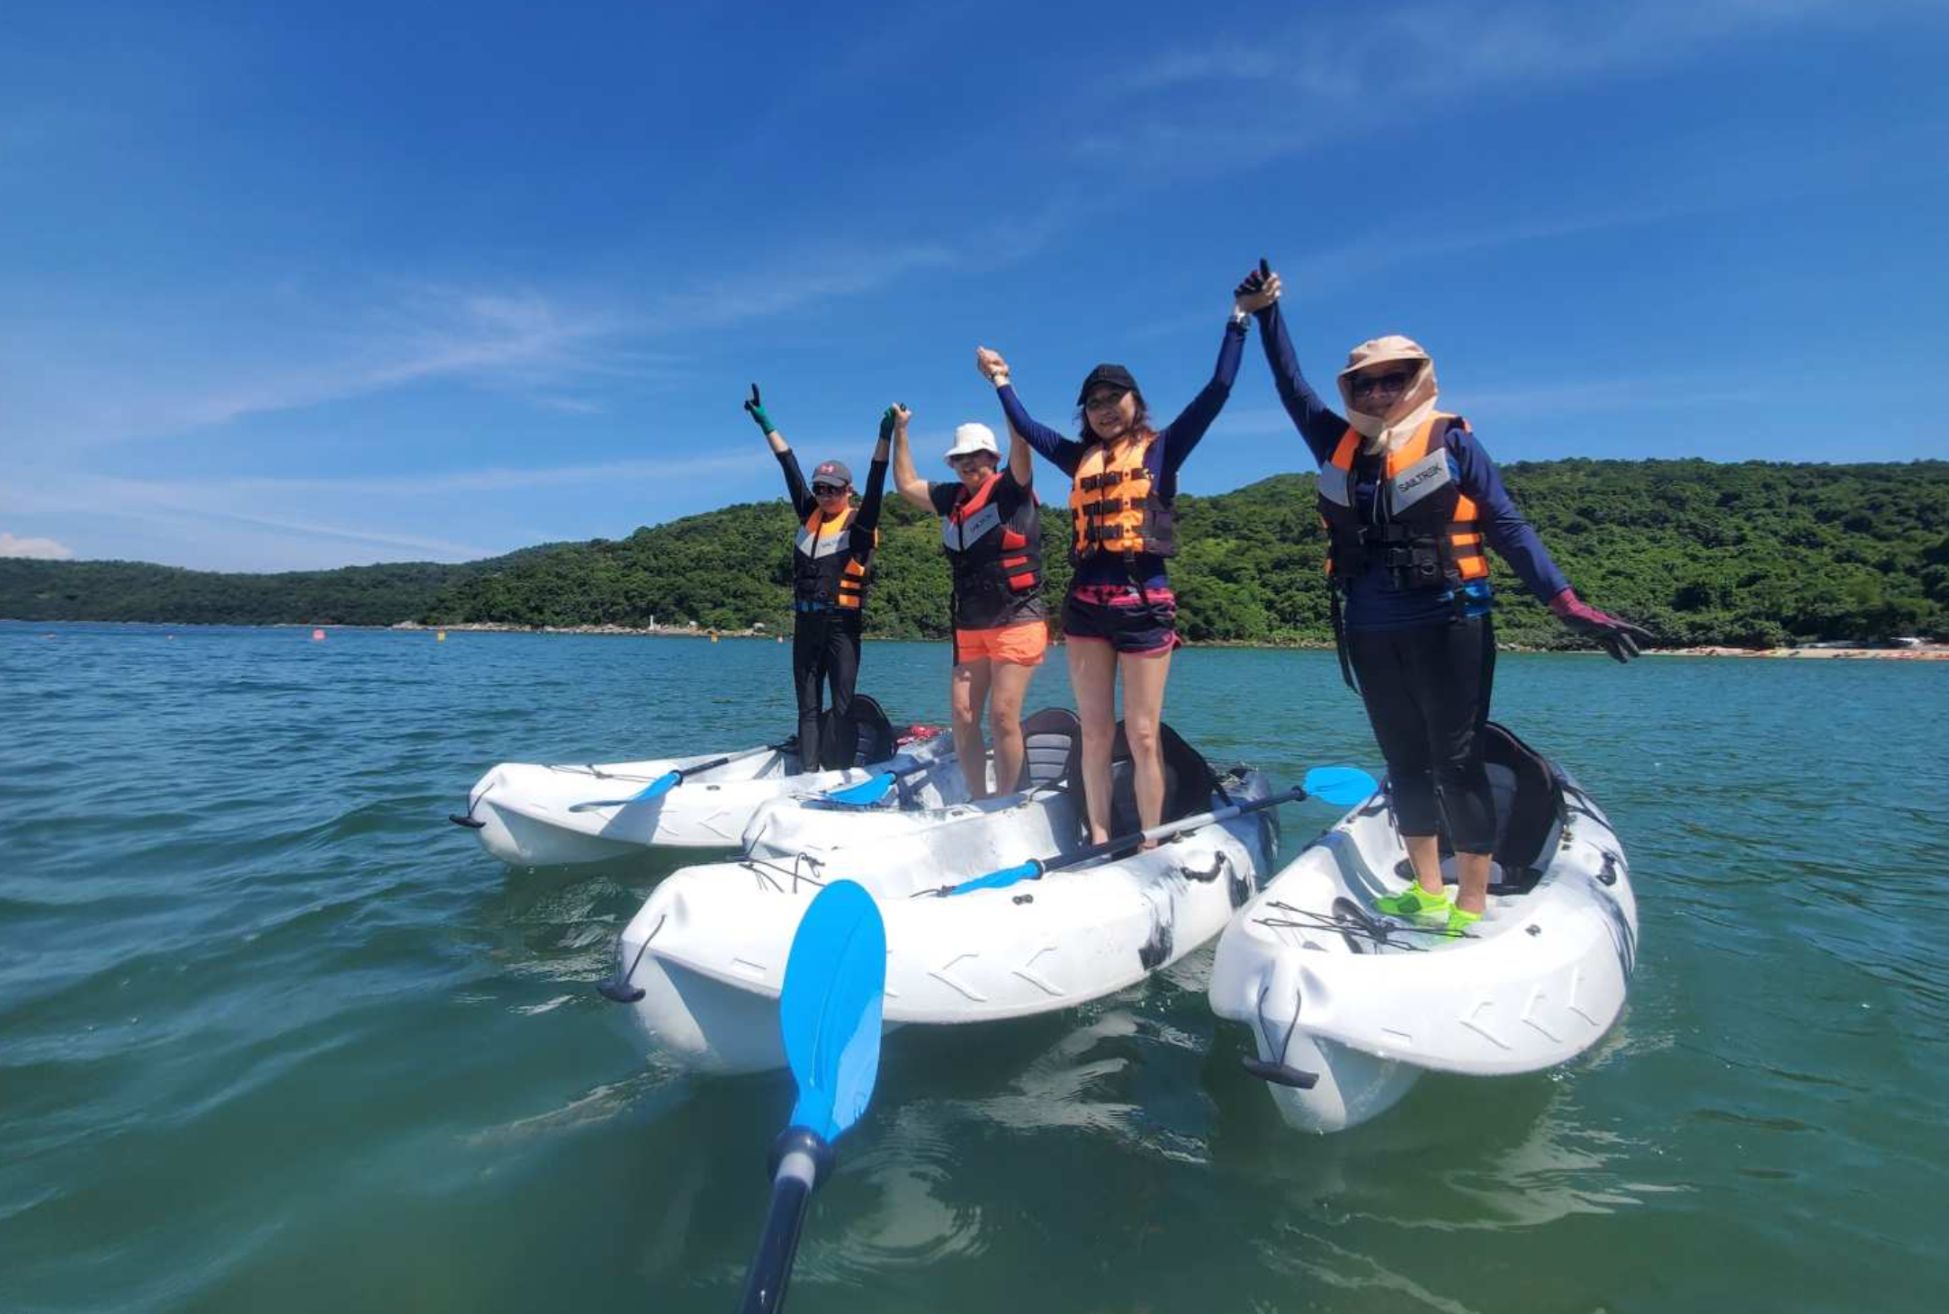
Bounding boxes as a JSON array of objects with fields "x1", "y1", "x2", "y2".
[{"x1": 1241, "y1": 1056, "x2": 1319, "y2": 1090}]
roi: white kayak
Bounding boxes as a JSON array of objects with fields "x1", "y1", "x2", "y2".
[
  {"x1": 1209, "y1": 723, "x2": 1638, "y2": 1134},
  {"x1": 451, "y1": 697, "x2": 964, "y2": 867},
  {"x1": 604, "y1": 714, "x2": 1278, "y2": 1073}
]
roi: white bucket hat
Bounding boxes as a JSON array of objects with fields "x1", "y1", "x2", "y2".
[{"x1": 944, "y1": 422, "x2": 1000, "y2": 465}]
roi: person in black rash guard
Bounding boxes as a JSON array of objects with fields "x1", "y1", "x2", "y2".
[
  {"x1": 743, "y1": 385, "x2": 891, "y2": 771},
  {"x1": 1234, "y1": 262, "x2": 1651, "y2": 935},
  {"x1": 890, "y1": 404, "x2": 1048, "y2": 799},
  {"x1": 973, "y1": 300, "x2": 1247, "y2": 844}
]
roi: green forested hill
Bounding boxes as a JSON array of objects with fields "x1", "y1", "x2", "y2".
[
  {"x1": 0, "y1": 549, "x2": 549, "y2": 627},
  {"x1": 5, "y1": 461, "x2": 1946, "y2": 646}
]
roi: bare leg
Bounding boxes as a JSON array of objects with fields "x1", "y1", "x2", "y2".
[
  {"x1": 1067, "y1": 638, "x2": 1118, "y2": 843},
  {"x1": 986, "y1": 660, "x2": 1036, "y2": 795},
  {"x1": 1402, "y1": 834, "x2": 1445, "y2": 897},
  {"x1": 1454, "y1": 851, "x2": 1493, "y2": 915},
  {"x1": 1117, "y1": 645, "x2": 1174, "y2": 840},
  {"x1": 949, "y1": 659, "x2": 994, "y2": 799}
]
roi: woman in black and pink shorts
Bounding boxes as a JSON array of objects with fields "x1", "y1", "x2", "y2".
[{"x1": 974, "y1": 296, "x2": 1248, "y2": 843}]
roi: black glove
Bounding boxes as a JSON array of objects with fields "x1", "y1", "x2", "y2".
[{"x1": 1235, "y1": 257, "x2": 1272, "y2": 301}]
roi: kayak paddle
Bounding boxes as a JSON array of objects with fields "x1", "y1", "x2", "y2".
[
  {"x1": 736, "y1": 880, "x2": 887, "y2": 1314},
  {"x1": 819, "y1": 754, "x2": 927, "y2": 807},
  {"x1": 567, "y1": 743, "x2": 786, "y2": 813},
  {"x1": 933, "y1": 765, "x2": 1378, "y2": 898}
]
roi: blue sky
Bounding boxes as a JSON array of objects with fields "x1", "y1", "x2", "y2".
[{"x1": 2, "y1": 0, "x2": 1944, "y2": 571}]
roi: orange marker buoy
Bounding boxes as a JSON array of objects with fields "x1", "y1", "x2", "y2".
[{"x1": 311, "y1": 628, "x2": 326, "y2": 642}]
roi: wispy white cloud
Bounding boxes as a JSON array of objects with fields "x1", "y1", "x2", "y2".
[
  {"x1": 1463, "y1": 375, "x2": 1773, "y2": 418},
  {"x1": 0, "y1": 282, "x2": 660, "y2": 453},
  {"x1": 0, "y1": 449, "x2": 770, "y2": 569},
  {"x1": 0, "y1": 474, "x2": 499, "y2": 560},
  {"x1": 193, "y1": 453, "x2": 754, "y2": 498},
  {"x1": 643, "y1": 239, "x2": 962, "y2": 330},
  {"x1": 0, "y1": 531, "x2": 74, "y2": 559},
  {"x1": 1086, "y1": 0, "x2": 1900, "y2": 170}
]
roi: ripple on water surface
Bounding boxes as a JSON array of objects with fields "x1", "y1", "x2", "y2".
[{"x1": 1, "y1": 625, "x2": 1945, "y2": 1313}]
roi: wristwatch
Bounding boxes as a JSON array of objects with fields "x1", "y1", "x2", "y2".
[{"x1": 1230, "y1": 306, "x2": 1250, "y2": 327}]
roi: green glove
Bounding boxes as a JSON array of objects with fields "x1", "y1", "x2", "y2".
[
  {"x1": 878, "y1": 405, "x2": 901, "y2": 444},
  {"x1": 744, "y1": 383, "x2": 775, "y2": 435}
]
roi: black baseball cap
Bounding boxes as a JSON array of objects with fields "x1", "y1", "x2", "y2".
[
  {"x1": 811, "y1": 459, "x2": 852, "y2": 488},
  {"x1": 1076, "y1": 364, "x2": 1139, "y2": 406}
]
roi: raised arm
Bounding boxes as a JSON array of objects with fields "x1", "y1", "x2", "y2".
[
  {"x1": 747, "y1": 383, "x2": 815, "y2": 517},
  {"x1": 1006, "y1": 410, "x2": 1033, "y2": 489},
  {"x1": 1453, "y1": 429, "x2": 1570, "y2": 605},
  {"x1": 889, "y1": 404, "x2": 933, "y2": 511},
  {"x1": 852, "y1": 408, "x2": 894, "y2": 533},
  {"x1": 976, "y1": 346, "x2": 1084, "y2": 477},
  {"x1": 1236, "y1": 264, "x2": 1348, "y2": 465},
  {"x1": 1155, "y1": 312, "x2": 1248, "y2": 476}
]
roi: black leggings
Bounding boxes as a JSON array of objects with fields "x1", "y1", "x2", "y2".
[
  {"x1": 792, "y1": 609, "x2": 863, "y2": 771},
  {"x1": 1346, "y1": 615, "x2": 1498, "y2": 854}
]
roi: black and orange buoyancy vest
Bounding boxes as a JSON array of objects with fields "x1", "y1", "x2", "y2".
[
  {"x1": 940, "y1": 471, "x2": 1045, "y2": 630},
  {"x1": 794, "y1": 504, "x2": 876, "y2": 609},
  {"x1": 1316, "y1": 412, "x2": 1487, "y2": 591},
  {"x1": 1069, "y1": 433, "x2": 1175, "y2": 565}
]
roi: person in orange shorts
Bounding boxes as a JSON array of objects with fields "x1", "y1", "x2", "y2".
[{"x1": 891, "y1": 404, "x2": 1048, "y2": 798}]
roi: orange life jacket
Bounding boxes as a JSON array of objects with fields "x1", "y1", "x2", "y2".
[
  {"x1": 1069, "y1": 433, "x2": 1175, "y2": 564},
  {"x1": 794, "y1": 504, "x2": 876, "y2": 609},
  {"x1": 1316, "y1": 412, "x2": 1487, "y2": 589}
]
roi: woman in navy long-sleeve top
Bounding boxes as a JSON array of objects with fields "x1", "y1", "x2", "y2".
[
  {"x1": 1235, "y1": 262, "x2": 1648, "y2": 934},
  {"x1": 974, "y1": 307, "x2": 1248, "y2": 843}
]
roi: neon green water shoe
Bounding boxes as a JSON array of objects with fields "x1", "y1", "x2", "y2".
[
  {"x1": 1373, "y1": 885, "x2": 1452, "y2": 921},
  {"x1": 1442, "y1": 906, "x2": 1483, "y2": 937}
]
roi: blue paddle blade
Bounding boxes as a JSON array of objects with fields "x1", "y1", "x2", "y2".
[
  {"x1": 780, "y1": 881, "x2": 887, "y2": 1142},
  {"x1": 944, "y1": 861, "x2": 1040, "y2": 897},
  {"x1": 1302, "y1": 765, "x2": 1379, "y2": 807},
  {"x1": 631, "y1": 769, "x2": 682, "y2": 802},
  {"x1": 822, "y1": 771, "x2": 894, "y2": 807}
]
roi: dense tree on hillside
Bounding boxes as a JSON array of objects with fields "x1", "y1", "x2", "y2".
[{"x1": 4, "y1": 461, "x2": 1945, "y2": 647}]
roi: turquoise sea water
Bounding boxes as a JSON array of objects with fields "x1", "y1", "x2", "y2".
[{"x1": 2, "y1": 622, "x2": 1945, "y2": 1313}]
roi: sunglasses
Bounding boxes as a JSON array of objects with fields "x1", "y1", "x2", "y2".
[
  {"x1": 812, "y1": 483, "x2": 848, "y2": 496},
  {"x1": 1349, "y1": 368, "x2": 1416, "y2": 396},
  {"x1": 1084, "y1": 389, "x2": 1128, "y2": 412}
]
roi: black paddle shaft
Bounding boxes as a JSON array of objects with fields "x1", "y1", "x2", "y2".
[
  {"x1": 1048, "y1": 785, "x2": 1306, "y2": 876},
  {"x1": 738, "y1": 1145, "x2": 822, "y2": 1314}
]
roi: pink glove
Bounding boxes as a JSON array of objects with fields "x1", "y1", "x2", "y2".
[{"x1": 1550, "y1": 589, "x2": 1653, "y2": 663}]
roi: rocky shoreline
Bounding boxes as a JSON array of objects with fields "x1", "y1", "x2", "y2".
[{"x1": 385, "y1": 622, "x2": 1949, "y2": 660}]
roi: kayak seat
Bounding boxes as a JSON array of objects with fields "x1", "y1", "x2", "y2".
[
  {"x1": 1467, "y1": 722, "x2": 1564, "y2": 896},
  {"x1": 1014, "y1": 707, "x2": 1081, "y2": 792},
  {"x1": 1067, "y1": 720, "x2": 1219, "y2": 840},
  {"x1": 831, "y1": 695, "x2": 897, "y2": 767},
  {"x1": 1411, "y1": 723, "x2": 1563, "y2": 896}
]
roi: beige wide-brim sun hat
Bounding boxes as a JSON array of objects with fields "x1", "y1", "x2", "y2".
[
  {"x1": 1337, "y1": 335, "x2": 1439, "y2": 445},
  {"x1": 944, "y1": 422, "x2": 1000, "y2": 465}
]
